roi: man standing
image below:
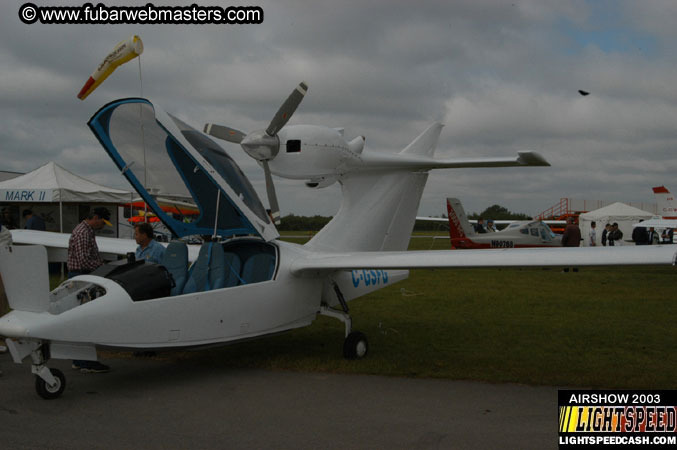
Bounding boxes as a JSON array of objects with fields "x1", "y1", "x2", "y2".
[
  {"x1": 561, "y1": 217, "x2": 581, "y2": 247},
  {"x1": 67, "y1": 207, "x2": 111, "y2": 278},
  {"x1": 632, "y1": 220, "x2": 649, "y2": 245},
  {"x1": 661, "y1": 228, "x2": 674, "y2": 244},
  {"x1": 601, "y1": 223, "x2": 611, "y2": 246},
  {"x1": 561, "y1": 217, "x2": 581, "y2": 273},
  {"x1": 134, "y1": 223, "x2": 165, "y2": 264},
  {"x1": 608, "y1": 223, "x2": 623, "y2": 246},
  {"x1": 23, "y1": 209, "x2": 46, "y2": 231},
  {"x1": 67, "y1": 207, "x2": 111, "y2": 373},
  {"x1": 588, "y1": 221, "x2": 597, "y2": 246}
]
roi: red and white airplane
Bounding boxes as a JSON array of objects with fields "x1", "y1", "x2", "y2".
[{"x1": 445, "y1": 198, "x2": 562, "y2": 249}]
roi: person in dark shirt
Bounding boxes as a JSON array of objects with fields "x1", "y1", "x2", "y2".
[
  {"x1": 67, "y1": 207, "x2": 112, "y2": 374},
  {"x1": 632, "y1": 220, "x2": 649, "y2": 245},
  {"x1": 608, "y1": 223, "x2": 623, "y2": 246},
  {"x1": 23, "y1": 209, "x2": 46, "y2": 231},
  {"x1": 561, "y1": 218, "x2": 581, "y2": 247},
  {"x1": 601, "y1": 223, "x2": 611, "y2": 246},
  {"x1": 661, "y1": 228, "x2": 674, "y2": 244},
  {"x1": 561, "y1": 218, "x2": 582, "y2": 273}
]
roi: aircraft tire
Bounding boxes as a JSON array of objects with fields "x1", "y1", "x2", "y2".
[
  {"x1": 343, "y1": 331, "x2": 368, "y2": 359},
  {"x1": 35, "y1": 368, "x2": 66, "y2": 400}
]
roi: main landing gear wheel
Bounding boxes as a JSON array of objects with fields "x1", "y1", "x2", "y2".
[
  {"x1": 343, "y1": 331, "x2": 368, "y2": 359},
  {"x1": 35, "y1": 368, "x2": 66, "y2": 400}
]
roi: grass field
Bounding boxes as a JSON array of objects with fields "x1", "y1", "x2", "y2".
[{"x1": 50, "y1": 233, "x2": 676, "y2": 389}]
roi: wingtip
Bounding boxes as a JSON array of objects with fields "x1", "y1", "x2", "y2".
[{"x1": 517, "y1": 151, "x2": 550, "y2": 167}]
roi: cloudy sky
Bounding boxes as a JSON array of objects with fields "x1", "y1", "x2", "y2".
[{"x1": 2, "y1": 0, "x2": 676, "y2": 218}]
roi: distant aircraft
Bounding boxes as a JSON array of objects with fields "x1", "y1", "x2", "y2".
[
  {"x1": 445, "y1": 198, "x2": 562, "y2": 249},
  {"x1": 578, "y1": 90, "x2": 590, "y2": 96},
  {"x1": 652, "y1": 186, "x2": 677, "y2": 219}
]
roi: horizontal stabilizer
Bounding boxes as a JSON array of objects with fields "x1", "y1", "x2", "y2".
[
  {"x1": 516, "y1": 151, "x2": 550, "y2": 166},
  {"x1": 359, "y1": 150, "x2": 550, "y2": 170}
]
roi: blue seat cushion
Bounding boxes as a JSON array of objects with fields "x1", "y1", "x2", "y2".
[{"x1": 160, "y1": 241, "x2": 188, "y2": 296}]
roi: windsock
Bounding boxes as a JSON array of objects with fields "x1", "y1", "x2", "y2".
[{"x1": 77, "y1": 35, "x2": 143, "y2": 100}]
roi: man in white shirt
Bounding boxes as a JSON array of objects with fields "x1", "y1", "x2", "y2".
[{"x1": 588, "y1": 221, "x2": 597, "y2": 246}]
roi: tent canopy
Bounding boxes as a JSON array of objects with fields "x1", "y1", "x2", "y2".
[
  {"x1": 578, "y1": 202, "x2": 654, "y2": 246},
  {"x1": 0, "y1": 161, "x2": 131, "y2": 203},
  {"x1": 579, "y1": 202, "x2": 655, "y2": 221}
]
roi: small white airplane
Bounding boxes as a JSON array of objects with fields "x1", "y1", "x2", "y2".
[
  {"x1": 2, "y1": 83, "x2": 675, "y2": 399},
  {"x1": 444, "y1": 198, "x2": 562, "y2": 249}
]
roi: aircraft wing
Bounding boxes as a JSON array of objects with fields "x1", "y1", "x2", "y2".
[
  {"x1": 632, "y1": 219, "x2": 677, "y2": 229},
  {"x1": 10, "y1": 230, "x2": 199, "y2": 262},
  {"x1": 291, "y1": 246, "x2": 677, "y2": 275}
]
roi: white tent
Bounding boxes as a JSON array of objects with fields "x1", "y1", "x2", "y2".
[
  {"x1": 579, "y1": 202, "x2": 654, "y2": 246},
  {"x1": 0, "y1": 161, "x2": 132, "y2": 235}
]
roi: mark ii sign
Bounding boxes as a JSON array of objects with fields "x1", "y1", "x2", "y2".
[{"x1": 1, "y1": 190, "x2": 52, "y2": 202}]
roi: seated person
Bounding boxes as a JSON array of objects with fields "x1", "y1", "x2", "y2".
[{"x1": 134, "y1": 223, "x2": 166, "y2": 264}]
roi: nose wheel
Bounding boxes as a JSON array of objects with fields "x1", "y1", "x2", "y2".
[{"x1": 35, "y1": 368, "x2": 66, "y2": 400}]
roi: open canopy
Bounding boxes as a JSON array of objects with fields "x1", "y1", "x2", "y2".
[{"x1": 88, "y1": 98, "x2": 278, "y2": 241}]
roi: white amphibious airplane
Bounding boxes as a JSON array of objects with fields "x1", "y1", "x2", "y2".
[
  {"x1": 2, "y1": 83, "x2": 676, "y2": 399},
  {"x1": 444, "y1": 198, "x2": 563, "y2": 249}
]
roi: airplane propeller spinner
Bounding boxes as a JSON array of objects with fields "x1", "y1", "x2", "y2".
[{"x1": 204, "y1": 81, "x2": 308, "y2": 225}]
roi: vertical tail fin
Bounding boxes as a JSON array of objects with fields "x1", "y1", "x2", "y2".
[
  {"x1": 653, "y1": 186, "x2": 677, "y2": 218},
  {"x1": 446, "y1": 198, "x2": 475, "y2": 239},
  {"x1": 400, "y1": 123, "x2": 443, "y2": 157}
]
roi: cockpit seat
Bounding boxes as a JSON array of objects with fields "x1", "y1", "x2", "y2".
[
  {"x1": 183, "y1": 242, "x2": 230, "y2": 293},
  {"x1": 161, "y1": 241, "x2": 189, "y2": 296},
  {"x1": 223, "y1": 252, "x2": 242, "y2": 287},
  {"x1": 241, "y1": 253, "x2": 276, "y2": 284},
  {"x1": 208, "y1": 243, "x2": 226, "y2": 290}
]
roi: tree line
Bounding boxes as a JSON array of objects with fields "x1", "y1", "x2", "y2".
[{"x1": 279, "y1": 204, "x2": 530, "y2": 231}]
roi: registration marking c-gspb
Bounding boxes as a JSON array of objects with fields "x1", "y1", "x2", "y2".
[{"x1": 351, "y1": 269, "x2": 389, "y2": 288}]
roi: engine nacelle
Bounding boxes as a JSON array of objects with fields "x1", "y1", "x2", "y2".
[{"x1": 269, "y1": 125, "x2": 362, "y2": 181}]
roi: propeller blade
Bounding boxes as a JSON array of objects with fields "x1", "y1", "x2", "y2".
[
  {"x1": 265, "y1": 81, "x2": 308, "y2": 136},
  {"x1": 262, "y1": 160, "x2": 281, "y2": 225},
  {"x1": 203, "y1": 123, "x2": 247, "y2": 144}
]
